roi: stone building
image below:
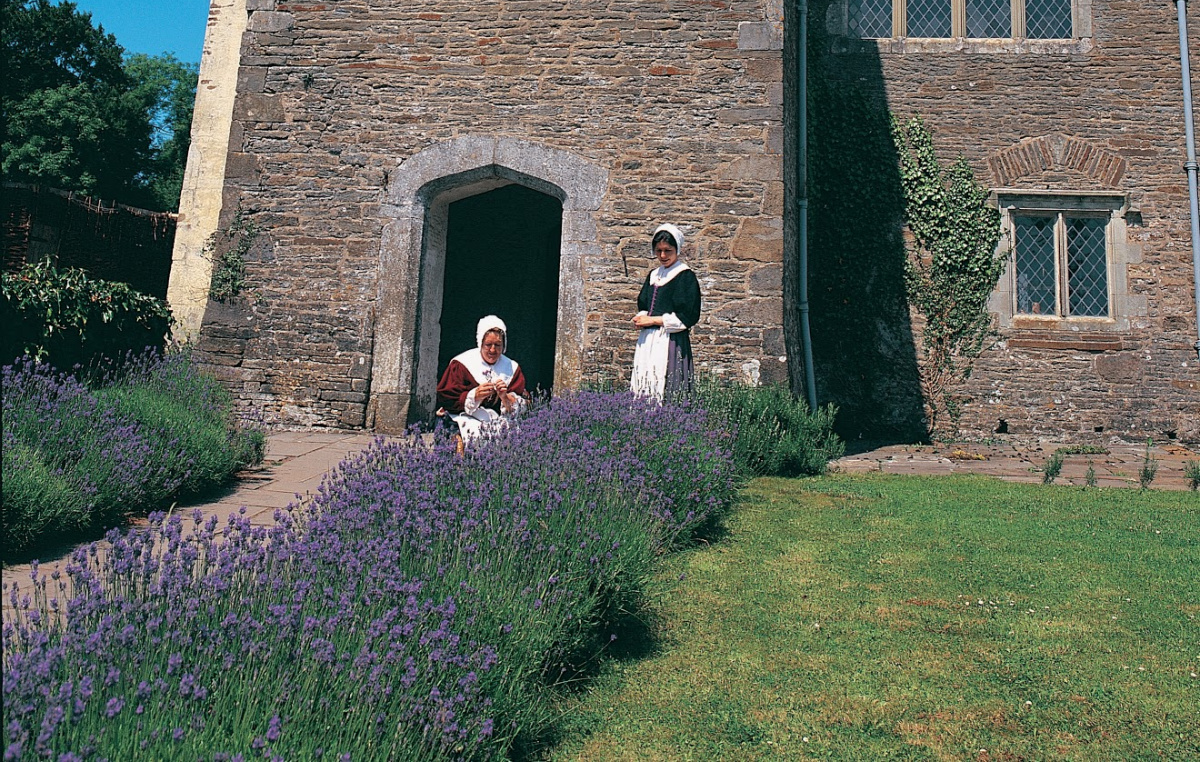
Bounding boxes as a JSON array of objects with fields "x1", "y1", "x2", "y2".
[{"x1": 169, "y1": 0, "x2": 1199, "y2": 442}]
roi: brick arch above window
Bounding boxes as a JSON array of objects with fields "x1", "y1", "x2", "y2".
[{"x1": 987, "y1": 134, "x2": 1126, "y2": 189}]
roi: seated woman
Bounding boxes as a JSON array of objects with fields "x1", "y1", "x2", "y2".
[{"x1": 436, "y1": 315, "x2": 529, "y2": 443}]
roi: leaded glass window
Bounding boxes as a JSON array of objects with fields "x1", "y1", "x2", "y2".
[
  {"x1": 966, "y1": 0, "x2": 1011, "y2": 38},
  {"x1": 907, "y1": 0, "x2": 952, "y2": 37},
  {"x1": 1013, "y1": 212, "x2": 1110, "y2": 318},
  {"x1": 1026, "y1": 0, "x2": 1073, "y2": 39},
  {"x1": 1066, "y1": 217, "x2": 1109, "y2": 317},
  {"x1": 849, "y1": 0, "x2": 892, "y2": 38},
  {"x1": 848, "y1": 1, "x2": 1074, "y2": 40},
  {"x1": 1015, "y1": 216, "x2": 1057, "y2": 315}
]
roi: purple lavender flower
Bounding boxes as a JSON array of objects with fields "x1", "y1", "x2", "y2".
[{"x1": 3, "y1": 389, "x2": 736, "y2": 760}]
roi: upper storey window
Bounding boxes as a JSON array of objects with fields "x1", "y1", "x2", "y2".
[{"x1": 850, "y1": 0, "x2": 1074, "y2": 40}]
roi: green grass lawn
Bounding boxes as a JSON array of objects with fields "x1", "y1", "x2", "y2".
[{"x1": 545, "y1": 474, "x2": 1200, "y2": 761}]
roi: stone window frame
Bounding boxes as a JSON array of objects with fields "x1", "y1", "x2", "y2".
[
  {"x1": 989, "y1": 189, "x2": 1144, "y2": 337},
  {"x1": 828, "y1": 0, "x2": 1093, "y2": 54}
]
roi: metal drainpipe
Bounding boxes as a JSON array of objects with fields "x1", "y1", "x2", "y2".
[
  {"x1": 1176, "y1": 0, "x2": 1200, "y2": 360},
  {"x1": 796, "y1": 0, "x2": 819, "y2": 409}
]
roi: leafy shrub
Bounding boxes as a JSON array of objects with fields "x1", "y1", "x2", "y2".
[
  {"x1": 2, "y1": 358, "x2": 167, "y2": 550},
  {"x1": 3, "y1": 392, "x2": 738, "y2": 759},
  {"x1": 1186, "y1": 460, "x2": 1200, "y2": 491},
  {"x1": 1042, "y1": 452, "x2": 1064, "y2": 484},
  {"x1": 0, "y1": 259, "x2": 172, "y2": 370},
  {"x1": 1, "y1": 351, "x2": 262, "y2": 557},
  {"x1": 693, "y1": 377, "x2": 844, "y2": 477},
  {"x1": 0, "y1": 437, "x2": 89, "y2": 553},
  {"x1": 95, "y1": 350, "x2": 265, "y2": 498},
  {"x1": 1139, "y1": 439, "x2": 1158, "y2": 490}
]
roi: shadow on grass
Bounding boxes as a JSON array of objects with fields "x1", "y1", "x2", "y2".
[
  {"x1": 512, "y1": 595, "x2": 662, "y2": 762},
  {"x1": 512, "y1": 515, "x2": 733, "y2": 760}
]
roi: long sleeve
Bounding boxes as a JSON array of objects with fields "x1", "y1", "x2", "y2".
[
  {"x1": 675, "y1": 270, "x2": 701, "y2": 328},
  {"x1": 436, "y1": 360, "x2": 478, "y2": 413},
  {"x1": 660, "y1": 270, "x2": 701, "y2": 332}
]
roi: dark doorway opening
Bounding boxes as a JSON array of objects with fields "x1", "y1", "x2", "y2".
[{"x1": 437, "y1": 184, "x2": 562, "y2": 395}]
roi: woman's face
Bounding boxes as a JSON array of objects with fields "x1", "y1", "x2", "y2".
[
  {"x1": 480, "y1": 330, "x2": 504, "y2": 364},
  {"x1": 654, "y1": 240, "x2": 678, "y2": 268}
]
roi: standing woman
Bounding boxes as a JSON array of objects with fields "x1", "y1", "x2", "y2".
[{"x1": 630, "y1": 223, "x2": 702, "y2": 401}]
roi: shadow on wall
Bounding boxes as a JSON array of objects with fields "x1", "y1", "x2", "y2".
[{"x1": 805, "y1": 6, "x2": 926, "y2": 446}]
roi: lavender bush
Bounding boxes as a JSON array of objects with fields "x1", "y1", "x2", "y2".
[
  {"x1": 2, "y1": 359, "x2": 164, "y2": 554},
  {"x1": 4, "y1": 392, "x2": 737, "y2": 759},
  {"x1": 691, "y1": 377, "x2": 843, "y2": 478},
  {"x1": 94, "y1": 351, "x2": 266, "y2": 498},
  {"x1": 1, "y1": 352, "x2": 263, "y2": 557}
]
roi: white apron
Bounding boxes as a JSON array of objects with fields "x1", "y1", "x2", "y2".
[
  {"x1": 448, "y1": 348, "x2": 524, "y2": 443},
  {"x1": 630, "y1": 261, "x2": 691, "y2": 402}
]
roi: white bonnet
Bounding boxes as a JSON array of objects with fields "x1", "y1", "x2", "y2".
[
  {"x1": 652, "y1": 223, "x2": 685, "y2": 256},
  {"x1": 476, "y1": 315, "x2": 507, "y2": 350}
]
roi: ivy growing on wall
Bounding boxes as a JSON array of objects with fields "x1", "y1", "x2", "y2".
[
  {"x1": 892, "y1": 116, "x2": 1005, "y2": 436},
  {"x1": 206, "y1": 206, "x2": 259, "y2": 303}
]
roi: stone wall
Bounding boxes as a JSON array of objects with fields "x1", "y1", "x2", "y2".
[
  {"x1": 190, "y1": 0, "x2": 787, "y2": 429},
  {"x1": 168, "y1": 0, "x2": 247, "y2": 341},
  {"x1": 182, "y1": 0, "x2": 1199, "y2": 442},
  {"x1": 817, "y1": 0, "x2": 1200, "y2": 442}
]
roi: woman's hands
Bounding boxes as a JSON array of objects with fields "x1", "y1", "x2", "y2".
[
  {"x1": 475, "y1": 380, "x2": 507, "y2": 400},
  {"x1": 476, "y1": 381, "x2": 517, "y2": 413},
  {"x1": 632, "y1": 314, "x2": 663, "y2": 329}
]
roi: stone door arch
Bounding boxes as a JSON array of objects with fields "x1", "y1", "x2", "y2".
[{"x1": 368, "y1": 136, "x2": 608, "y2": 433}]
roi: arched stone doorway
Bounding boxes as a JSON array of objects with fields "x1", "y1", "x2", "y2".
[
  {"x1": 369, "y1": 136, "x2": 608, "y2": 433},
  {"x1": 438, "y1": 185, "x2": 562, "y2": 395}
]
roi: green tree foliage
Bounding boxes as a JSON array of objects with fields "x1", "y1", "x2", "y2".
[
  {"x1": 126, "y1": 52, "x2": 199, "y2": 210},
  {"x1": 892, "y1": 116, "x2": 1005, "y2": 436},
  {"x1": 0, "y1": 0, "x2": 196, "y2": 211}
]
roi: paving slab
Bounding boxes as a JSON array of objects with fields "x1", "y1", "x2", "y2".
[{"x1": 832, "y1": 440, "x2": 1199, "y2": 491}]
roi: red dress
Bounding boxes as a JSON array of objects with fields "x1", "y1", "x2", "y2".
[{"x1": 436, "y1": 350, "x2": 527, "y2": 414}]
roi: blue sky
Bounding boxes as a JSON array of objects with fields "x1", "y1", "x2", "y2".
[{"x1": 67, "y1": 0, "x2": 210, "y2": 63}]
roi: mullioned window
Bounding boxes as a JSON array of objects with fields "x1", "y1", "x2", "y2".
[{"x1": 849, "y1": 0, "x2": 1075, "y2": 39}]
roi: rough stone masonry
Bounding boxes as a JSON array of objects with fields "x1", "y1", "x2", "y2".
[
  {"x1": 170, "y1": 0, "x2": 1198, "y2": 443},
  {"x1": 172, "y1": 0, "x2": 788, "y2": 433}
]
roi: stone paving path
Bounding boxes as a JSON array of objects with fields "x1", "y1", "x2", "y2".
[
  {"x1": 4, "y1": 431, "x2": 1198, "y2": 621},
  {"x1": 163, "y1": 429, "x2": 382, "y2": 530},
  {"x1": 2, "y1": 430, "x2": 379, "y2": 621},
  {"x1": 832, "y1": 439, "x2": 1200, "y2": 491}
]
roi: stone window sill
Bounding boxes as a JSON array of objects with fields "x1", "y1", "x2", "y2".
[
  {"x1": 833, "y1": 37, "x2": 1093, "y2": 55},
  {"x1": 1004, "y1": 323, "x2": 1126, "y2": 351}
]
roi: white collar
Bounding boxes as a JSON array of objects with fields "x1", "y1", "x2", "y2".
[
  {"x1": 452, "y1": 347, "x2": 519, "y2": 383},
  {"x1": 650, "y1": 260, "x2": 690, "y2": 287}
]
